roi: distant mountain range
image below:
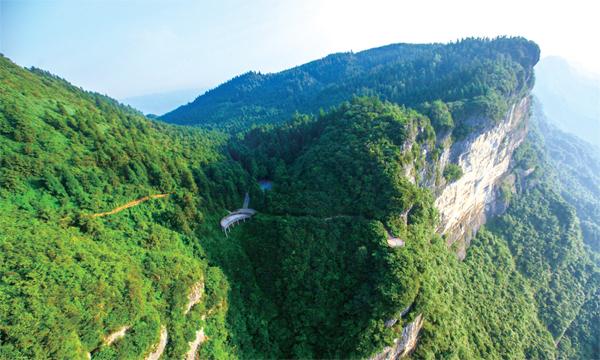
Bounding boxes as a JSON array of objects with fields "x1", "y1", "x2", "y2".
[
  {"x1": 121, "y1": 88, "x2": 204, "y2": 116},
  {"x1": 534, "y1": 56, "x2": 600, "y2": 149}
]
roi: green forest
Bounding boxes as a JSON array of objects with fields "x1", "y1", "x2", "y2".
[
  {"x1": 162, "y1": 37, "x2": 537, "y2": 131},
  {"x1": 1, "y1": 37, "x2": 598, "y2": 360}
]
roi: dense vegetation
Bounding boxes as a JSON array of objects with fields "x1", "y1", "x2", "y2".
[
  {"x1": 227, "y1": 97, "x2": 597, "y2": 359},
  {"x1": 529, "y1": 102, "x2": 600, "y2": 252},
  {"x1": 1, "y1": 35, "x2": 598, "y2": 360},
  {"x1": 0, "y1": 55, "x2": 262, "y2": 359},
  {"x1": 522, "y1": 101, "x2": 600, "y2": 358},
  {"x1": 162, "y1": 37, "x2": 539, "y2": 132},
  {"x1": 442, "y1": 163, "x2": 463, "y2": 182}
]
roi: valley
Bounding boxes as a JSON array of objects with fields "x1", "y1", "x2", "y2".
[{"x1": 1, "y1": 37, "x2": 599, "y2": 360}]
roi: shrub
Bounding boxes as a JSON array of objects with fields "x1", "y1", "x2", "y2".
[{"x1": 443, "y1": 163, "x2": 463, "y2": 182}]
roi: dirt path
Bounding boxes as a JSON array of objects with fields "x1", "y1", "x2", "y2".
[{"x1": 91, "y1": 194, "x2": 170, "y2": 218}]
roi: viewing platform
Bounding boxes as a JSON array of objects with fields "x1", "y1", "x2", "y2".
[{"x1": 220, "y1": 193, "x2": 256, "y2": 235}]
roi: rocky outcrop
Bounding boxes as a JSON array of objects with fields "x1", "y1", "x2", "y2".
[
  {"x1": 371, "y1": 96, "x2": 532, "y2": 360},
  {"x1": 103, "y1": 325, "x2": 130, "y2": 346},
  {"x1": 185, "y1": 326, "x2": 206, "y2": 360},
  {"x1": 185, "y1": 281, "x2": 204, "y2": 315},
  {"x1": 434, "y1": 97, "x2": 530, "y2": 258},
  {"x1": 145, "y1": 326, "x2": 168, "y2": 360},
  {"x1": 179, "y1": 281, "x2": 208, "y2": 359},
  {"x1": 370, "y1": 314, "x2": 424, "y2": 360},
  {"x1": 384, "y1": 303, "x2": 413, "y2": 329},
  {"x1": 386, "y1": 229, "x2": 405, "y2": 248}
]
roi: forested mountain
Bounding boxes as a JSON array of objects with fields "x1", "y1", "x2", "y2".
[
  {"x1": 1, "y1": 36, "x2": 598, "y2": 360},
  {"x1": 227, "y1": 97, "x2": 598, "y2": 359},
  {"x1": 530, "y1": 101, "x2": 600, "y2": 252},
  {"x1": 0, "y1": 55, "x2": 256, "y2": 359},
  {"x1": 524, "y1": 101, "x2": 600, "y2": 358},
  {"x1": 162, "y1": 37, "x2": 538, "y2": 131},
  {"x1": 493, "y1": 108, "x2": 599, "y2": 358}
]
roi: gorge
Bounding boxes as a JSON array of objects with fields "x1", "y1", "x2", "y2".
[{"x1": 1, "y1": 37, "x2": 598, "y2": 360}]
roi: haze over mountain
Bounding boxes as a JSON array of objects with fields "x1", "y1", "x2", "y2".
[
  {"x1": 534, "y1": 56, "x2": 600, "y2": 149},
  {"x1": 1, "y1": 36, "x2": 599, "y2": 360},
  {"x1": 121, "y1": 88, "x2": 204, "y2": 116}
]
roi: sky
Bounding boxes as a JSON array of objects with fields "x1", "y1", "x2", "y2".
[{"x1": 1, "y1": 0, "x2": 599, "y2": 101}]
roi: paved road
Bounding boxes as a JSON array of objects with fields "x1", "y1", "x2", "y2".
[{"x1": 220, "y1": 208, "x2": 257, "y2": 230}]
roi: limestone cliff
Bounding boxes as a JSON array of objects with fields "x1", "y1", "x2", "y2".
[
  {"x1": 434, "y1": 96, "x2": 530, "y2": 259},
  {"x1": 369, "y1": 315, "x2": 424, "y2": 360},
  {"x1": 372, "y1": 96, "x2": 531, "y2": 360}
]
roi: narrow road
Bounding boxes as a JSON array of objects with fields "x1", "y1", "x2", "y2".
[{"x1": 91, "y1": 194, "x2": 170, "y2": 218}]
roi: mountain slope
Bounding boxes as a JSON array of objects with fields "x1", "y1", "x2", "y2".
[
  {"x1": 0, "y1": 55, "x2": 265, "y2": 359},
  {"x1": 529, "y1": 101, "x2": 600, "y2": 252},
  {"x1": 233, "y1": 98, "x2": 560, "y2": 359},
  {"x1": 499, "y1": 104, "x2": 600, "y2": 359},
  {"x1": 162, "y1": 37, "x2": 538, "y2": 131},
  {"x1": 2, "y1": 36, "x2": 598, "y2": 360},
  {"x1": 227, "y1": 95, "x2": 597, "y2": 359}
]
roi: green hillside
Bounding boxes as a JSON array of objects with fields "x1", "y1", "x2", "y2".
[
  {"x1": 1, "y1": 36, "x2": 598, "y2": 360},
  {"x1": 227, "y1": 97, "x2": 597, "y2": 359},
  {"x1": 529, "y1": 101, "x2": 600, "y2": 252},
  {"x1": 162, "y1": 37, "x2": 539, "y2": 131},
  {"x1": 0, "y1": 55, "x2": 257, "y2": 359}
]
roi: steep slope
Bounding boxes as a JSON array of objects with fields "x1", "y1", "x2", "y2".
[
  {"x1": 227, "y1": 97, "x2": 597, "y2": 359},
  {"x1": 515, "y1": 100, "x2": 600, "y2": 359},
  {"x1": 2, "y1": 35, "x2": 597, "y2": 360},
  {"x1": 529, "y1": 101, "x2": 600, "y2": 252},
  {"x1": 0, "y1": 55, "x2": 262, "y2": 359},
  {"x1": 492, "y1": 107, "x2": 600, "y2": 359},
  {"x1": 229, "y1": 98, "x2": 574, "y2": 359},
  {"x1": 162, "y1": 37, "x2": 538, "y2": 130},
  {"x1": 430, "y1": 96, "x2": 529, "y2": 257}
]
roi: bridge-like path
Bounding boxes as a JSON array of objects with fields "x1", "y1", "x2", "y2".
[{"x1": 220, "y1": 193, "x2": 257, "y2": 235}]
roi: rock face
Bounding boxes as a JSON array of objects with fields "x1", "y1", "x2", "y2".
[
  {"x1": 369, "y1": 314, "x2": 424, "y2": 360},
  {"x1": 370, "y1": 96, "x2": 531, "y2": 360},
  {"x1": 103, "y1": 325, "x2": 130, "y2": 346},
  {"x1": 434, "y1": 96, "x2": 530, "y2": 258},
  {"x1": 185, "y1": 327, "x2": 206, "y2": 360},
  {"x1": 145, "y1": 326, "x2": 168, "y2": 360},
  {"x1": 386, "y1": 229, "x2": 405, "y2": 248},
  {"x1": 185, "y1": 281, "x2": 204, "y2": 315}
]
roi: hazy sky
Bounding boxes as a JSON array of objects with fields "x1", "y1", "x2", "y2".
[{"x1": 1, "y1": 0, "x2": 599, "y2": 99}]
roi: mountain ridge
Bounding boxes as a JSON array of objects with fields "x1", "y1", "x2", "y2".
[
  {"x1": 2, "y1": 37, "x2": 598, "y2": 360},
  {"x1": 161, "y1": 37, "x2": 539, "y2": 131}
]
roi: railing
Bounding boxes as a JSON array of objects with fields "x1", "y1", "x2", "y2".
[{"x1": 220, "y1": 192, "x2": 257, "y2": 235}]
